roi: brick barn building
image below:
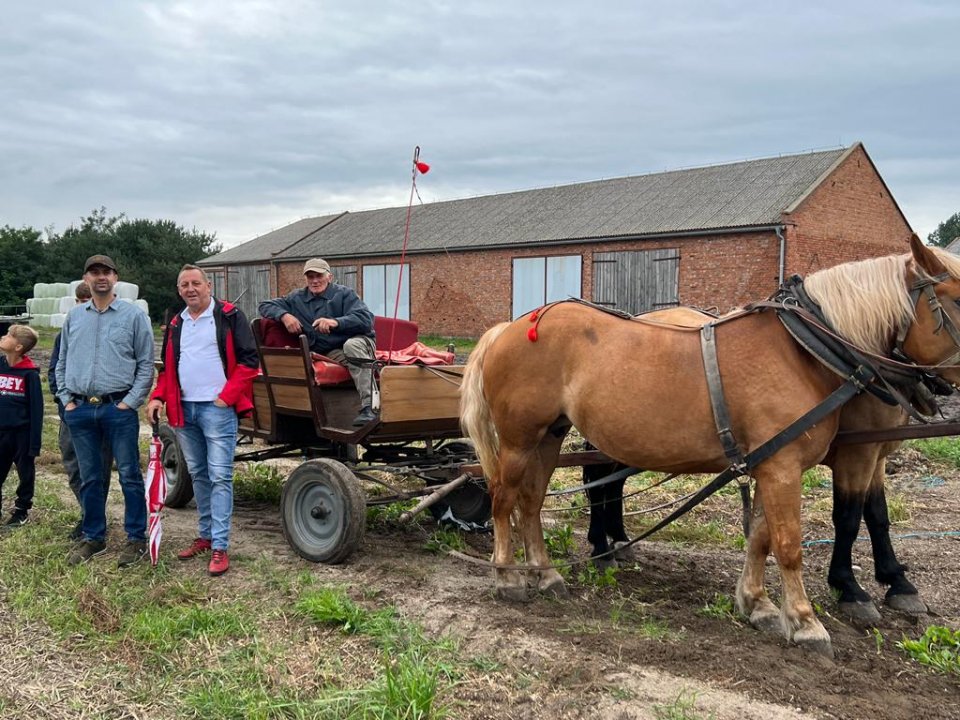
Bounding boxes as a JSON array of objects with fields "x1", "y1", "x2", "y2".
[{"x1": 197, "y1": 142, "x2": 912, "y2": 337}]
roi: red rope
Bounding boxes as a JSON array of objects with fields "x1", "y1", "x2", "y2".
[{"x1": 387, "y1": 146, "x2": 424, "y2": 363}]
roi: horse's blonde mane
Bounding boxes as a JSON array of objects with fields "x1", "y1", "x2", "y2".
[{"x1": 802, "y1": 246, "x2": 960, "y2": 354}]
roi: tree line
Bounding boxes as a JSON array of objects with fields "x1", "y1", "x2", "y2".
[{"x1": 0, "y1": 208, "x2": 221, "y2": 322}]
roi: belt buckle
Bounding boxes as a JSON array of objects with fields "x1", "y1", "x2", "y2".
[{"x1": 89, "y1": 395, "x2": 102, "y2": 405}]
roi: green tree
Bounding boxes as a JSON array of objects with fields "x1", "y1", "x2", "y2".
[
  {"x1": 927, "y1": 211, "x2": 960, "y2": 248},
  {"x1": 0, "y1": 225, "x2": 53, "y2": 307},
  {"x1": 43, "y1": 208, "x2": 221, "y2": 321}
]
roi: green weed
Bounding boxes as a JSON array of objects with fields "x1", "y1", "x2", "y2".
[
  {"x1": 898, "y1": 625, "x2": 960, "y2": 675},
  {"x1": 698, "y1": 593, "x2": 737, "y2": 622},
  {"x1": 576, "y1": 563, "x2": 618, "y2": 590},
  {"x1": 907, "y1": 437, "x2": 960, "y2": 468},
  {"x1": 233, "y1": 462, "x2": 285, "y2": 504},
  {"x1": 654, "y1": 690, "x2": 714, "y2": 720},
  {"x1": 544, "y1": 522, "x2": 575, "y2": 559},
  {"x1": 885, "y1": 492, "x2": 911, "y2": 524},
  {"x1": 801, "y1": 466, "x2": 830, "y2": 492},
  {"x1": 424, "y1": 527, "x2": 467, "y2": 554}
]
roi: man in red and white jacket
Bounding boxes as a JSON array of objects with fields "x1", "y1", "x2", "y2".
[{"x1": 147, "y1": 264, "x2": 259, "y2": 576}]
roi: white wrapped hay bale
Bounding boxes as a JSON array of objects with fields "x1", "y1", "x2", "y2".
[
  {"x1": 134, "y1": 299, "x2": 149, "y2": 316},
  {"x1": 32, "y1": 283, "x2": 49, "y2": 298},
  {"x1": 27, "y1": 297, "x2": 60, "y2": 314},
  {"x1": 32, "y1": 314, "x2": 51, "y2": 328},
  {"x1": 58, "y1": 296, "x2": 76, "y2": 313},
  {"x1": 114, "y1": 281, "x2": 139, "y2": 301},
  {"x1": 25, "y1": 298, "x2": 36, "y2": 313},
  {"x1": 48, "y1": 282, "x2": 70, "y2": 298},
  {"x1": 50, "y1": 313, "x2": 66, "y2": 328},
  {"x1": 69, "y1": 279, "x2": 83, "y2": 296}
]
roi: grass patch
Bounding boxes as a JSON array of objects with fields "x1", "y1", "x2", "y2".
[
  {"x1": 898, "y1": 625, "x2": 960, "y2": 675},
  {"x1": 697, "y1": 593, "x2": 738, "y2": 622},
  {"x1": 908, "y1": 437, "x2": 960, "y2": 469},
  {"x1": 418, "y1": 335, "x2": 476, "y2": 356},
  {"x1": 424, "y1": 527, "x2": 467, "y2": 554},
  {"x1": 654, "y1": 690, "x2": 714, "y2": 720},
  {"x1": 233, "y1": 462, "x2": 285, "y2": 504}
]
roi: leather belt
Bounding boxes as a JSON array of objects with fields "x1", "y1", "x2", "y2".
[{"x1": 73, "y1": 390, "x2": 129, "y2": 405}]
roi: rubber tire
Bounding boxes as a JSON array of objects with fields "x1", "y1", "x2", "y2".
[
  {"x1": 428, "y1": 478, "x2": 492, "y2": 525},
  {"x1": 281, "y1": 459, "x2": 366, "y2": 564},
  {"x1": 158, "y1": 423, "x2": 194, "y2": 508}
]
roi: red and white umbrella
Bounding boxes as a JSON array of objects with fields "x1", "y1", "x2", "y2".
[{"x1": 145, "y1": 422, "x2": 168, "y2": 566}]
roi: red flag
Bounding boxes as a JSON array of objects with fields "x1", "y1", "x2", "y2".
[{"x1": 145, "y1": 428, "x2": 167, "y2": 566}]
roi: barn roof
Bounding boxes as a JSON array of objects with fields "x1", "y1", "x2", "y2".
[
  {"x1": 197, "y1": 213, "x2": 343, "y2": 266},
  {"x1": 203, "y1": 144, "x2": 863, "y2": 265}
]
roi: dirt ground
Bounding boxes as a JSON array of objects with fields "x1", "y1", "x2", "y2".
[
  {"x1": 154, "y1": 445, "x2": 959, "y2": 719},
  {"x1": 8, "y1": 347, "x2": 960, "y2": 718}
]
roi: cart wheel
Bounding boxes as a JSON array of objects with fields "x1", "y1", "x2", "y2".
[
  {"x1": 158, "y1": 424, "x2": 194, "y2": 508},
  {"x1": 429, "y1": 477, "x2": 491, "y2": 526},
  {"x1": 281, "y1": 459, "x2": 366, "y2": 564}
]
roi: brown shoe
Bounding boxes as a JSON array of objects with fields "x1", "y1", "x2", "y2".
[
  {"x1": 208, "y1": 549, "x2": 229, "y2": 576},
  {"x1": 178, "y1": 537, "x2": 212, "y2": 560},
  {"x1": 117, "y1": 540, "x2": 147, "y2": 568}
]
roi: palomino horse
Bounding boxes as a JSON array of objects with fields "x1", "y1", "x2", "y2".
[
  {"x1": 584, "y1": 312, "x2": 931, "y2": 624},
  {"x1": 461, "y1": 236, "x2": 960, "y2": 656}
]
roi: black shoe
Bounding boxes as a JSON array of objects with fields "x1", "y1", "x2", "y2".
[
  {"x1": 2, "y1": 509, "x2": 28, "y2": 529},
  {"x1": 352, "y1": 405, "x2": 378, "y2": 426},
  {"x1": 117, "y1": 540, "x2": 147, "y2": 568},
  {"x1": 68, "y1": 520, "x2": 83, "y2": 541},
  {"x1": 67, "y1": 539, "x2": 107, "y2": 566}
]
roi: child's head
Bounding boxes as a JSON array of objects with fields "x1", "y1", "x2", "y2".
[
  {"x1": 75, "y1": 282, "x2": 92, "y2": 302},
  {"x1": 1, "y1": 325, "x2": 39, "y2": 356}
]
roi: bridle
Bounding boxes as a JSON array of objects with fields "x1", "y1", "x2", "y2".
[{"x1": 897, "y1": 271, "x2": 960, "y2": 370}]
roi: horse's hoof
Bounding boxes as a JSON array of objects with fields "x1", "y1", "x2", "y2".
[
  {"x1": 749, "y1": 609, "x2": 782, "y2": 635},
  {"x1": 496, "y1": 585, "x2": 532, "y2": 603},
  {"x1": 885, "y1": 592, "x2": 929, "y2": 615},
  {"x1": 612, "y1": 540, "x2": 634, "y2": 562},
  {"x1": 838, "y1": 600, "x2": 882, "y2": 625},
  {"x1": 539, "y1": 576, "x2": 569, "y2": 599},
  {"x1": 795, "y1": 634, "x2": 835, "y2": 659}
]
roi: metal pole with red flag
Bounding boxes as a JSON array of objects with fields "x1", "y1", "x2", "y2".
[{"x1": 145, "y1": 421, "x2": 168, "y2": 566}]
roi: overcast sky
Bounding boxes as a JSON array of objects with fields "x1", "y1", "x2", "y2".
[{"x1": 2, "y1": 2, "x2": 958, "y2": 249}]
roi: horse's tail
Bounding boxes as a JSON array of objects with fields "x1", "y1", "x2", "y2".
[{"x1": 460, "y1": 322, "x2": 512, "y2": 480}]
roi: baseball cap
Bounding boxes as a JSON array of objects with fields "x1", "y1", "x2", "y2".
[
  {"x1": 303, "y1": 258, "x2": 331, "y2": 275},
  {"x1": 84, "y1": 254, "x2": 118, "y2": 272}
]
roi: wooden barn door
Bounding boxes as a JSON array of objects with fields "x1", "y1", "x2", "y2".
[
  {"x1": 227, "y1": 264, "x2": 271, "y2": 320},
  {"x1": 592, "y1": 248, "x2": 679, "y2": 315}
]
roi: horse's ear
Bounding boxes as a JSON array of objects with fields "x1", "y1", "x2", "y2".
[{"x1": 910, "y1": 233, "x2": 947, "y2": 276}]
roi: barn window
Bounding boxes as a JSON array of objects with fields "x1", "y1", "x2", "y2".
[
  {"x1": 362, "y1": 263, "x2": 410, "y2": 319},
  {"x1": 208, "y1": 270, "x2": 226, "y2": 300},
  {"x1": 512, "y1": 255, "x2": 582, "y2": 319}
]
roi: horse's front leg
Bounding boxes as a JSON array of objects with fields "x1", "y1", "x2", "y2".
[
  {"x1": 753, "y1": 464, "x2": 833, "y2": 657},
  {"x1": 863, "y1": 465, "x2": 928, "y2": 615},
  {"x1": 827, "y1": 444, "x2": 882, "y2": 623},
  {"x1": 736, "y1": 491, "x2": 781, "y2": 633}
]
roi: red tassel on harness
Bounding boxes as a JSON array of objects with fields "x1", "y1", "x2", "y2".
[
  {"x1": 527, "y1": 326, "x2": 538, "y2": 342},
  {"x1": 529, "y1": 309, "x2": 539, "y2": 322}
]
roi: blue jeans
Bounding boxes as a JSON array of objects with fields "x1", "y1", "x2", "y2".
[
  {"x1": 175, "y1": 402, "x2": 238, "y2": 551},
  {"x1": 65, "y1": 402, "x2": 146, "y2": 542}
]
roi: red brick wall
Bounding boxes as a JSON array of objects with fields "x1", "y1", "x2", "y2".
[
  {"x1": 272, "y1": 232, "x2": 782, "y2": 336},
  {"x1": 785, "y1": 145, "x2": 912, "y2": 275}
]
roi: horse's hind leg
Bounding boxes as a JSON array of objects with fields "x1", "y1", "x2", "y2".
[
  {"x1": 490, "y1": 451, "x2": 530, "y2": 602},
  {"x1": 863, "y1": 460, "x2": 928, "y2": 615},
  {"x1": 753, "y1": 464, "x2": 833, "y2": 657},
  {"x1": 518, "y1": 434, "x2": 568, "y2": 598},
  {"x1": 736, "y1": 491, "x2": 781, "y2": 634},
  {"x1": 828, "y1": 445, "x2": 883, "y2": 624}
]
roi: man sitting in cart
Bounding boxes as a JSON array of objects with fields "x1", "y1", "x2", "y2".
[{"x1": 259, "y1": 258, "x2": 378, "y2": 426}]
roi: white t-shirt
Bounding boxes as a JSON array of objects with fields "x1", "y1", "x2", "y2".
[{"x1": 178, "y1": 301, "x2": 227, "y2": 402}]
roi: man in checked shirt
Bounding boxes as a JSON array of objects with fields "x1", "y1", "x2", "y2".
[{"x1": 56, "y1": 254, "x2": 155, "y2": 567}]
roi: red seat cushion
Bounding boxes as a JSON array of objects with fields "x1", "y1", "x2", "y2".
[
  {"x1": 260, "y1": 318, "x2": 299, "y2": 348},
  {"x1": 311, "y1": 354, "x2": 352, "y2": 385},
  {"x1": 373, "y1": 316, "x2": 419, "y2": 351}
]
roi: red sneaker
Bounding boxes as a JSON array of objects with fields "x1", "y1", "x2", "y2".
[
  {"x1": 209, "y1": 549, "x2": 230, "y2": 576},
  {"x1": 178, "y1": 538, "x2": 212, "y2": 560}
]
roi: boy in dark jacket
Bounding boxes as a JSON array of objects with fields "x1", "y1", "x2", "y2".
[{"x1": 0, "y1": 324, "x2": 43, "y2": 527}]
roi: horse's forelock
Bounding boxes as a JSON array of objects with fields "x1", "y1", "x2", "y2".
[{"x1": 803, "y1": 253, "x2": 914, "y2": 355}]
